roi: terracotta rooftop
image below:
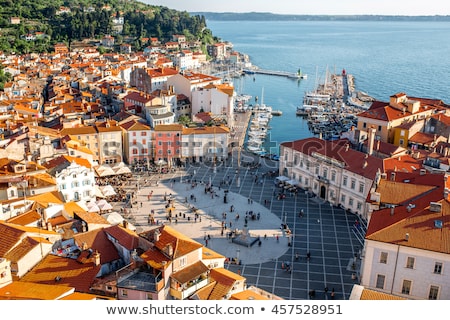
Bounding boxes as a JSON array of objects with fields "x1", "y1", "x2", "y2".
[
  {"x1": 20, "y1": 254, "x2": 101, "y2": 293},
  {"x1": 0, "y1": 281, "x2": 75, "y2": 300},
  {"x1": 280, "y1": 138, "x2": 383, "y2": 180},
  {"x1": 73, "y1": 228, "x2": 121, "y2": 264}
]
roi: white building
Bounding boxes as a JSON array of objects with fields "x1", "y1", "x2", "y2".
[
  {"x1": 359, "y1": 171, "x2": 450, "y2": 300},
  {"x1": 191, "y1": 83, "x2": 235, "y2": 124},
  {"x1": 56, "y1": 161, "x2": 96, "y2": 202},
  {"x1": 181, "y1": 126, "x2": 230, "y2": 163},
  {"x1": 172, "y1": 50, "x2": 201, "y2": 71},
  {"x1": 166, "y1": 72, "x2": 222, "y2": 104},
  {"x1": 97, "y1": 121, "x2": 123, "y2": 165},
  {"x1": 279, "y1": 138, "x2": 384, "y2": 221}
]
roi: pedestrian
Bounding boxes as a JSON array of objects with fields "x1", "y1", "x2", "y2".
[
  {"x1": 295, "y1": 252, "x2": 299, "y2": 261},
  {"x1": 330, "y1": 288, "x2": 335, "y2": 299},
  {"x1": 306, "y1": 252, "x2": 311, "y2": 261}
]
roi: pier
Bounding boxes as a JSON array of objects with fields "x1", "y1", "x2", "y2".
[{"x1": 244, "y1": 68, "x2": 307, "y2": 79}]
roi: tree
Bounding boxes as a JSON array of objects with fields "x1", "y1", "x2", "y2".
[{"x1": 178, "y1": 115, "x2": 191, "y2": 126}]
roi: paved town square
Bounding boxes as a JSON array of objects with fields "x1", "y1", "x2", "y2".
[{"x1": 113, "y1": 151, "x2": 365, "y2": 300}]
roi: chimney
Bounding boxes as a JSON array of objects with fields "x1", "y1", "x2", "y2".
[
  {"x1": 429, "y1": 202, "x2": 442, "y2": 213},
  {"x1": 93, "y1": 250, "x2": 101, "y2": 266},
  {"x1": 363, "y1": 161, "x2": 368, "y2": 168},
  {"x1": 390, "y1": 172, "x2": 396, "y2": 181},
  {"x1": 154, "y1": 229, "x2": 160, "y2": 242},
  {"x1": 390, "y1": 206, "x2": 395, "y2": 216},
  {"x1": 367, "y1": 127, "x2": 376, "y2": 156},
  {"x1": 405, "y1": 233, "x2": 409, "y2": 241},
  {"x1": 345, "y1": 144, "x2": 349, "y2": 152}
]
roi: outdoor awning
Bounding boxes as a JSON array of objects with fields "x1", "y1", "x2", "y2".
[
  {"x1": 275, "y1": 176, "x2": 290, "y2": 183},
  {"x1": 286, "y1": 179, "x2": 300, "y2": 186},
  {"x1": 171, "y1": 260, "x2": 209, "y2": 284}
]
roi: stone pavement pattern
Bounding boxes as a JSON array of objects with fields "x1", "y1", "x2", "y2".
[{"x1": 114, "y1": 156, "x2": 365, "y2": 300}]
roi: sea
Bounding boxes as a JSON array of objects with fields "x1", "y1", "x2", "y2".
[{"x1": 206, "y1": 20, "x2": 450, "y2": 154}]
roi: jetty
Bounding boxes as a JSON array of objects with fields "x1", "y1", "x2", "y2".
[{"x1": 244, "y1": 68, "x2": 307, "y2": 79}]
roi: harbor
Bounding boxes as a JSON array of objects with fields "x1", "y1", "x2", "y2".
[{"x1": 297, "y1": 69, "x2": 375, "y2": 140}]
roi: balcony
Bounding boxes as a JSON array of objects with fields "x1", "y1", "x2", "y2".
[{"x1": 170, "y1": 276, "x2": 208, "y2": 300}]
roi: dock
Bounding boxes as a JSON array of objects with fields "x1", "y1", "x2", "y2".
[{"x1": 244, "y1": 68, "x2": 307, "y2": 79}]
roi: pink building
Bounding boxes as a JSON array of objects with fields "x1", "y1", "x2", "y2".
[{"x1": 153, "y1": 124, "x2": 183, "y2": 167}]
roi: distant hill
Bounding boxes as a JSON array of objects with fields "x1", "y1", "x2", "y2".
[
  {"x1": 193, "y1": 12, "x2": 450, "y2": 22},
  {"x1": 0, "y1": 0, "x2": 215, "y2": 54}
]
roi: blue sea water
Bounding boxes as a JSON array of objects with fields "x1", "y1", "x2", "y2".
[{"x1": 206, "y1": 20, "x2": 450, "y2": 153}]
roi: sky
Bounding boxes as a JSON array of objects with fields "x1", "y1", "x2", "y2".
[{"x1": 144, "y1": 0, "x2": 450, "y2": 16}]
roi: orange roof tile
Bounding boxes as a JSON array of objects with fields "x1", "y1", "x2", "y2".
[
  {"x1": 20, "y1": 254, "x2": 101, "y2": 293},
  {"x1": 170, "y1": 260, "x2": 209, "y2": 284},
  {"x1": 104, "y1": 225, "x2": 140, "y2": 251},
  {"x1": 0, "y1": 281, "x2": 75, "y2": 300},
  {"x1": 360, "y1": 288, "x2": 406, "y2": 300},
  {"x1": 73, "y1": 228, "x2": 121, "y2": 264},
  {"x1": 4, "y1": 236, "x2": 41, "y2": 262},
  {"x1": 230, "y1": 289, "x2": 270, "y2": 300}
]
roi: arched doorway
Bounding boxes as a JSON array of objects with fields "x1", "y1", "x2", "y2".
[{"x1": 320, "y1": 185, "x2": 326, "y2": 199}]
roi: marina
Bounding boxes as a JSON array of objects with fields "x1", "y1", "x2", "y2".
[{"x1": 298, "y1": 69, "x2": 374, "y2": 140}]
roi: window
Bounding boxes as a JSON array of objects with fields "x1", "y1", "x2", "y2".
[
  {"x1": 400, "y1": 130, "x2": 405, "y2": 137},
  {"x1": 399, "y1": 139, "x2": 404, "y2": 146},
  {"x1": 363, "y1": 122, "x2": 367, "y2": 128},
  {"x1": 142, "y1": 148, "x2": 148, "y2": 154},
  {"x1": 348, "y1": 198, "x2": 353, "y2": 206},
  {"x1": 359, "y1": 183, "x2": 364, "y2": 193},
  {"x1": 429, "y1": 285, "x2": 439, "y2": 300},
  {"x1": 406, "y1": 257, "x2": 415, "y2": 269},
  {"x1": 323, "y1": 167, "x2": 328, "y2": 178},
  {"x1": 341, "y1": 194, "x2": 346, "y2": 203},
  {"x1": 343, "y1": 176, "x2": 348, "y2": 186},
  {"x1": 146, "y1": 293, "x2": 153, "y2": 300},
  {"x1": 378, "y1": 125, "x2": 382, "y2": 131},
  {"x1": 434, "y1": 262, "x2": 443, "y2": 274},
  {"x1": 132, "y1": 140, "x2": 137, "y2": 145},
  {"x1": 132, "y1": 132, "x2": 136, "y2": 136},
  {"x1": 357, "y1": 202, "x2": 362, "y2": 210},
  {"x1": 379, "y1": 252, "x2": 388, "y2": 264},
  {"x1": 141, "y1": 131, "x2": 147, "y2": 136},
  {"x1": 350, "y1": 179, "x2": 356, "y2": 190},
  {"x1": 294, "y1": 155, "x2": 298, "y2": 165},
  {"x1": 401, "y1": 280, "x2": 412, "y2": 295},
  {"x1": 376, "y1": 274, "x2": 385, "y2": 289},
  {"x1": 331, "y1": 171, "x2": 336, "y2": 182},
  {"x1": 121, "y1": 289, "x2": 128, "y2": 297},
  {"x1": 315, "y1": 165, "x2": 319, "y2": 174}
]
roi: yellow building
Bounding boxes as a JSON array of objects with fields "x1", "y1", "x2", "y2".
[{"x1": 357, "y1": 92, "x2": 447, "y2": 144}]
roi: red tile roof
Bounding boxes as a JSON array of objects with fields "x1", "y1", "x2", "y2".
[
  {"x1": 20, "y1": 254, "x2": 101, "y2": 293},
  {"x1": 366, "y1": 171, "x2": 450, "y2": 253},
  {"x1": 73, "y1": 228, "x2": 121, "y2": 264},
  {"x1": 281, "y1": 138, "x2": 383, "y2": 179},
  {"x1": 104, "y1": 225, "x2": 140, "y2": 251}
]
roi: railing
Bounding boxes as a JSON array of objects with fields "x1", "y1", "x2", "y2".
[{"x1": 170, "y1": 277, "x2": 209, "y2": 300}]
